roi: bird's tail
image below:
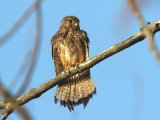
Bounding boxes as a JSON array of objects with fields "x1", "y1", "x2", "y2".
[{"x1": 54, "y1": 70, "x2": 96, "y2": 111}]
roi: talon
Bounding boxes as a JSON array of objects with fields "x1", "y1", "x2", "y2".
[
  {"x1": 63, "y1": 65, "x2": 74, "y2": 73},
  {"x1": 67, "y1": 69, "x2": 71, "y2": 74}
]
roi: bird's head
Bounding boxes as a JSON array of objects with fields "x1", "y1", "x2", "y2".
[{"x1": 61, "y1": 16, "x2": 80, "y2": 29}]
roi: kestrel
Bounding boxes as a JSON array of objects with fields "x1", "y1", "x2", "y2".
[{"x1": 51, "y1": 16, "x2": 96, "y2": 111}]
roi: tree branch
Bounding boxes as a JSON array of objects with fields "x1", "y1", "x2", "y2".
[
  {"x1": 128, "y1": 0, "x2": 160, "y2": 64},
  {"x1": 0, "y1": 0, "x2": 42, "y2": 46},
  {"x1": 16, "y1": 0, "x2": 42, "y2": 96},
  {"x1": 0, "y1": 19, "x2": 160, "y2": 119},
  {"x1": 0, "y1": 81, "x2": 31, "y2": 120}
]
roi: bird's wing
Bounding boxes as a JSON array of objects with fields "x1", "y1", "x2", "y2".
[
  {"x1": 51, "y1": 36, "x2": 65, "y2": 75},
  {"x1": 81, "y1": 30, "x2": 90, "y2": 60}
]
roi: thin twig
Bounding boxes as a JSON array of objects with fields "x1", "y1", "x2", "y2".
[
  {"x1": 8, "y1": 51, "x2": 31, "y2": 90},
  {"x1": 0, "y1": 80, "x2": 31, "y2": 120},
  {"x1": 128, "y1": 0, "x2": 160, "y2": 64},
  {"x1": 8, "y1": 0, "x2": 43, "y2": 94},
  {"x1": 0, "y1": 19, "x2": 160, "y2": 119},
  {"x1": 0, "y1": 0, "x2": 41, "y2": 46},
  {"x1": 16, "y1": 0, "x2": 42, "y2": 96}
]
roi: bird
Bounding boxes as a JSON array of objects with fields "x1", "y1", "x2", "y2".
[{"x1": 51, "y1": 16, "x2": 96, "y2": 111}]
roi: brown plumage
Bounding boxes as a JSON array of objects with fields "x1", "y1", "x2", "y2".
[{"x1": 51, "y1": 16, "x2": 96, "y2": 111}]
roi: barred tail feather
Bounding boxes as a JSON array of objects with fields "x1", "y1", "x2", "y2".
[{"x1": 54, "y1": 70, "x2": 96, "y2": 111}]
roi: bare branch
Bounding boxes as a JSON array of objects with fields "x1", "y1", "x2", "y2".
[
  {"x1": 8, "y1": 51, "x2": 31, "y2": 90},
  {"x1": 0, "y1": 81, "x2": 31, "y2": 120},
  {"x1": 0, "y1": 0, "x2": 42, "y2": 46},
  {"x1": 0, "y1": 19, "x2": 160, "y2": 118},
  {"x1": 0, "y1": 0, "x2": 42, "y2": 119},
  {"x1": 16, "y1": 0, "x2": 42, "y2": 96},
  {"x1": 8, "y1": 0, "x2": 42, "y2": 95},
  {"x1": 128, "y1": 0, "x2": 160, "y2": 64}
]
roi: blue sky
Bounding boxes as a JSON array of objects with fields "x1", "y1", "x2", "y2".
[{"x1": 0, "y1": 0, "x2": 160, "y2": 120}]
